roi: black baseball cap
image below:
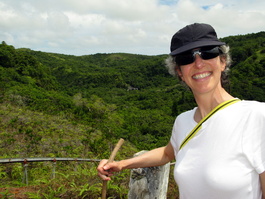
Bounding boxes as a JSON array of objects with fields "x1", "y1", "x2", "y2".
[{"x1": 170, "y1": 23, "x2": 226, "y2": 56}]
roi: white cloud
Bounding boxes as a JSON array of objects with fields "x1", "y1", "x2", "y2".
[
  {"x1": 0, "y1": 0, "x2": 264, "y2": 55},
  {"x1": 174, "y1": 0, "x2": 265, "y2": 37}
]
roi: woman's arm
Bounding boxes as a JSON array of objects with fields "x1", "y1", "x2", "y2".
[
  {"x1": 260, "y1": 172, "x2": 265, "y2": 199},
  {"x1": 97, "y1": 142, "x2": 175, "y2": 180}
]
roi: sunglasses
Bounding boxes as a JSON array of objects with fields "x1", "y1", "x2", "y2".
[{"x1": 174, "y1": 46, "x2": 222, "y2": 66}]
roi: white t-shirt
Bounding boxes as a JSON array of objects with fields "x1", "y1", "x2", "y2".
[{"x1": 170, "y1": 100, "x2": 265, "y2": 199}]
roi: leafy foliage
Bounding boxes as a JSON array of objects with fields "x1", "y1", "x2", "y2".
[{"x1": 221, "y1": 32, "x2": 265, "y2": 101}]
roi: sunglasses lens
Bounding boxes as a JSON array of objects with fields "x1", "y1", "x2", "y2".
[
  {"x1": 200, "y1": 47, "x2": 221, "y2": 60},
  {"x1": 174, "y1": 46, "x2": 221, "y2": 66},
  {"x1": 174, "y1": 54, "x2": 194, "y2": 66}
]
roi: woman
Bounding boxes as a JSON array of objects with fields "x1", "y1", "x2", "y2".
[{"x1": 97, "y1": 23, "x2": 265, "y2": 199}]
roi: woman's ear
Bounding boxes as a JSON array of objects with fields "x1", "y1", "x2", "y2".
[
  {"x1": 176, "y1": 67, "x2": 184, "y2": 81},
  {"x1": 220, "y1": 57, "x2": 226, "y2": 71}
]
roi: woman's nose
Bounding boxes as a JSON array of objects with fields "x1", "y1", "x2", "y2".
[{"x1": 194, "y1": 54, "x2": 204, "y2": 68}]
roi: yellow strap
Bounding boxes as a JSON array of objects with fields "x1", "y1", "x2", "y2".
[{"x1": 179, "y1": 99, "x2": 241, "y2": 150}]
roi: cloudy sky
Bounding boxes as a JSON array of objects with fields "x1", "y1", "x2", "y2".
[{"x1": 0, "y1": 0, "x2": 264, "y2": 56}]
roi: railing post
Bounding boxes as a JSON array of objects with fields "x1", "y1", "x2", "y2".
[
  {"x1": 52, "y1": 158, "x2": 56, "y2": 179},
  {"x1": 74, "y1": 159, "x2": 78, "y2": 172},
  {"x1": 128, "y1": 151, "x2": 170, "y2": 199},
  {"x1": 22, "y1": 160, "x2": 29, "y2": 185}
]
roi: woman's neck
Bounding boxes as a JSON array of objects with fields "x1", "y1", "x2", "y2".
[{"x1": 193, "y1": 88, "x2": 234, "y2": 122}]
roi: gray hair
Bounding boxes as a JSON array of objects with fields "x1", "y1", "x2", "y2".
[{"x1": 165, "y1": 45, "x2": 231, "y2": 88}]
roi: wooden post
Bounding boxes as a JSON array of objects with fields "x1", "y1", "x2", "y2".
[
  {"x1": 101, "y1": 138, "x2": 124, "y2": 199},
  {"x1": 128, "y1": 150, "x2": 170, "y2": 199}
]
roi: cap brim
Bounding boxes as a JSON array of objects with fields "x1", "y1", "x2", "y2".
[{"x1": 170, "y1": 40, "x2": 226, "y2": 55}]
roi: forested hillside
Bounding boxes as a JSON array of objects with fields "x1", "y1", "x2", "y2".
[{"x1": 0, "y1": 31, "x2": 264, "y2": 198}]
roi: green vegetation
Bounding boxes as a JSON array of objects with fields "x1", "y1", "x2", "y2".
[{"x1": 0, "y1": 31, "x2": 264, "y2": 198}]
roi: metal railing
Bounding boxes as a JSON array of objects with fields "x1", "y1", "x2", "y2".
[
  {"x1": 0, "y1": 158, "x2": 101, "y2": 185},
  {"x1": 0, "y1": 158, "x2": 101, "y2": 164}
]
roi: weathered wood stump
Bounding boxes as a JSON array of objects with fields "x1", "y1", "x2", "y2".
[{"x1": 128, "y1": 150, "x2": 170, "y2": 199}]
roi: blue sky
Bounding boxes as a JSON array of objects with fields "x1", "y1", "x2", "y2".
[
  {"x1": 159, "y1": 0, "x2": 178, "y2": 5},
  {"x1": 0, "y1": 0, "x2": 264, "y2": 56}
]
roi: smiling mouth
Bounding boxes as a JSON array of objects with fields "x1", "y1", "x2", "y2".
[{"x1": 192, "y1": 72, "x2": 212, "y2": 80}]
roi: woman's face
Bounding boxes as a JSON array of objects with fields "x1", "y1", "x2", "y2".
[{"x1": 176, "y1": 48, "x2": 226, "y2": 95}]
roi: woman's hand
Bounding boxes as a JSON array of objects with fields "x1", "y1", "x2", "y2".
[{"x1": 97, "y1": 159, "x2": 122, "y2": 181}]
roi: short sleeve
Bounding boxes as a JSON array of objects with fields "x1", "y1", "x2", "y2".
[
  {"x1": 242, "y1": 102, "x2": 265, "y2": 174},
  {"x1": 170, "y1": 108, "x2": 197, "y2": 157},
  {"x1": 170, "y1": 118, "x2": 180, "y2": 157}
]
